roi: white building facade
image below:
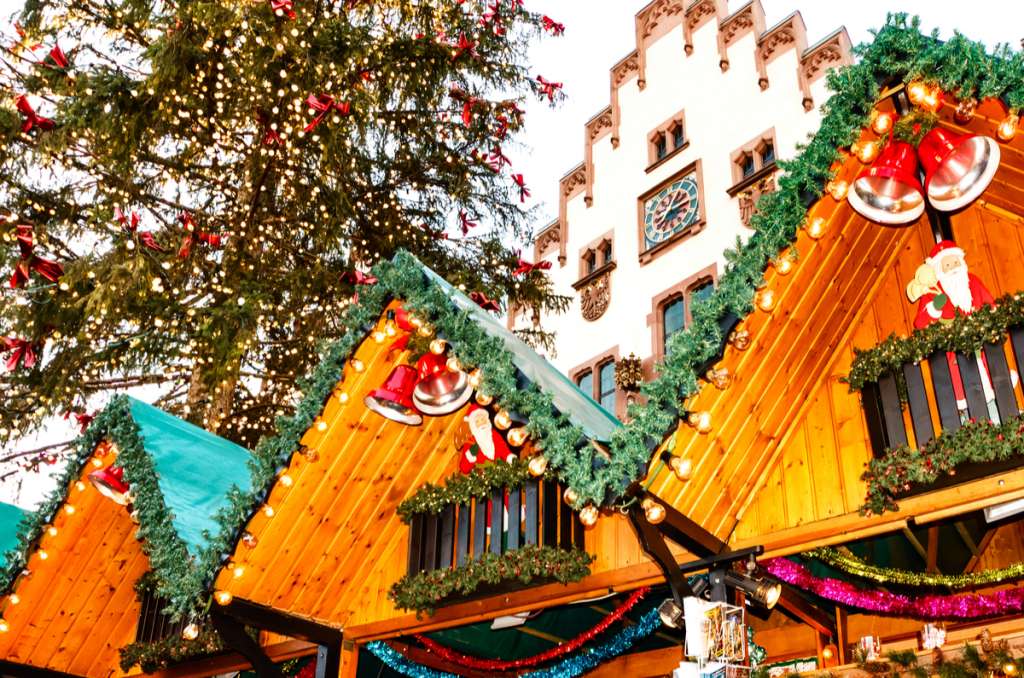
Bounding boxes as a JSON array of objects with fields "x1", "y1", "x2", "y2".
[{"x1": 522, "y1": 0, "x2": 851, "y2": 419}]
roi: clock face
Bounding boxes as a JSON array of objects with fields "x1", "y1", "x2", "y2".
[{"x1": 643, "y1": 173, "x2": 700, "y2": 251}]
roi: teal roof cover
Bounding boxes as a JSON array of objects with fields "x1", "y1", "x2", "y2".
[
  {"x1": 0, "y1": 501, "x2": 27, "y2": 568},
  {"x1": 420, "y1": 262, "x2": 621, "y2": 442},
  {"x1": 127, "y1": 398, "x2": 252, "y2": 557}
]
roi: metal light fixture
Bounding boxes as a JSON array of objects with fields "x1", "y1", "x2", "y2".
[
  {"x1": 657, "y1": 598, "x2": 684, "y2": 628},
  {"x1": 725, "y1": 570, "x2": 782, "y2": 609}
]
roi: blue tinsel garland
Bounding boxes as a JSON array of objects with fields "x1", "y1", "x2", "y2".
[{"x1": 366, "y1": 607, "x2": 662, "y2": 678}]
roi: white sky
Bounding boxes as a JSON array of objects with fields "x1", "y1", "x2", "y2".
[{"x1": 0, "y1": 1, "x2": 1020, "y2": 508}]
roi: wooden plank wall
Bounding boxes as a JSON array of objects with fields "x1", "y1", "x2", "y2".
[{"x1": 0, "y1": 445, "x2": 148, "y2": 677}]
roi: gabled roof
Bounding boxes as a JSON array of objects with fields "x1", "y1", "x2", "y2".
[
  {"x1": 0, "y1": 501, "x2": 26, "y2": 567},
  {"x1": 0, "y1": 395, "x2": 252, "y2": 620}
]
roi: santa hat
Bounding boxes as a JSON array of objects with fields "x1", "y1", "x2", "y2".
[{"x1": 926, "y1": 240, "x2": 964, "y2": 265}]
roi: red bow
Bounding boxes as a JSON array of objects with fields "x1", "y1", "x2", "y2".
[
  {"x1": 16, "y1": 96, "x2": 55, "y2": 133},
  {"x1": 536, "y1": 76, "x2": 562, "y2": 102},
  {"x1": 2, "y1": 337, "x2": 36, "y2": 372},
  {"x1": 10, "y1": 224, "x2": 63, "y2": 288},
  {"x1": 461, "y1": 97, "x2": 480, "y2": 126},
  {"x1": 481, "y1": 3, "x2": 505, "y2": 34},
  {"x1": 542, "y1": 16, "x2": 565, "y2": 35},
  {"x1": 459, "y1": 211, "x2": 477, "y2": 236},
  {"x1": 269, "y1": 0, "x2": 296, "y2": 19},
  {"x1": 12, "y1": 22, "x2": 41, "y2": 53},
  {"x1": 488, "y1": 145, "x2": 511, "y2": 170},
  {"x1": 177, "y1": 212, "x2": 224, "y2": 258},
  {"x1": 453, "y1": 33, "x2": 477, "y2": 60},
  {"x1": 303, "y1": 94, "x2": 351, "y2": 133},
  {"x1": 470, "y1": 291, "x2": 500, "y2": 312},
  {"x1": 342, "y1": 269, "x2": 378, "y2": 286},
  {"x1": 115, "y1": 207, "x2": 164, "y2": 252},
  {"x1": 45, "y1": 44, "x2": 69, "y2": 70},
  {"x1": 512, "y1": 174, "x2": 530, "y2": 202},
  {"x1": 514, "y1": 258, "x2": 552, "y2": 276},
  {"x1": 258, "y1": 111, "x2": 283, "y2": 146},
  {"x1": 64, "y1": 410, "x2": 94, "y2": 432}
]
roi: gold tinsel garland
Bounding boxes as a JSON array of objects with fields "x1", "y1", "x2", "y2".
[{"x1": 810, "y1": 547, "x2": 1024, "y2": 588}]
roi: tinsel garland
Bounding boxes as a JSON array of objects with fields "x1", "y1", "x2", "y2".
[
  {"x1": 862, "y1": 413, "x2": 1024, "y2": 515},
  {"x1": 412, "y1": 586, "x2": 650, "y2": 670},
  {"x1": 389, "y1": 544, "x2": 594, "y2": 616},
  {"x1": 365, "y1": 607, "x2": 662, "y2": 678},
  {"x1": 397, "y1": 459, "x2": 535, "y2": 523},
  {"x1": 847, "y1": 293, "x2": 1024, "y2": 394},
  {"x1": 810, "y1": 547, "x2": 1024, "y2": 588},
  {"x1": 764, "y1": 558, "x2": 1024, "y2": 620}
]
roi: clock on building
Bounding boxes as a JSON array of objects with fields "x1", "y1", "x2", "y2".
[{"x1": 642, "y1": 171, "x2": 701, "y2": 252}]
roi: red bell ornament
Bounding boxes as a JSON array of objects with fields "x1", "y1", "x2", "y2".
[
  {"x1": 89, "y1": 465, "x2": 130, "y2": 505},
  {"x1": 847, "y1": 140, "x2": 925, "y2": 225},
  {"x1": 412, "y1": 352, "x2": 472, "y2": 416},
  {"x1": 917, "y1": 128, "x2": 1000, "y2": 212},
  {"x1": 364, "y1": 365, "x2": 423, "y2": 425}
]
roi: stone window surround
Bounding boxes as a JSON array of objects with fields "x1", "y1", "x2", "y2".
[
  {"x1": 647, "y1": 263, "x2": 719, "y2": 362},
  {"x1": 729, "y1": 127, "x2": 777, "y2": 185},
  {"x1": 646, "y1": 108, "x2": 689, "y2": 171},
  {"x1": 569, "y1": 346, "x2": 623, "y2": 419},
  {"x1": 637, "y1": 159, "x2": 707, "y2": 266},
  {"x1": 576, "y1": 231, "x2": 615, "y2": 283}
]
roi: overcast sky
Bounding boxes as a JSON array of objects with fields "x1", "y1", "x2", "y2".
[{"x1": 0, "y1": 1, "x2": 1020, "y2": 508}]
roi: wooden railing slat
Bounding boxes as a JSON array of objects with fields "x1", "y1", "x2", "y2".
[
  {"x1": 507, "y1": 487, "x2": 522, "y2": 551},
  {"x1": 439, "y1": 505, "x2": 455, "y2": 569},
  {"x1": 455, "y1": 503, "x2": 470, "y2": 567},
  {"x1": 558, "y1": 482, "x2": 573, "y2": 549},
  {"x1": 542, "y1": 481, "x2": 559, "y2": 547},
  {"x1": 984, "y1": 341, "x2": 1019, "y2": 423},
  {"x1": 472, "y1": 497, "x2": 487, "y2": 560},
  {"x1": 407, "y1": 513, "x2": 424, "y2": 575},
  {"x1": 878, "y1": 372, "x2": 908, "y2": 448},
  {"x1": 928, "y1": 352, "x2": 962, "y2": 433},
  {"x1": 524, "y1": 480, "x2": 539, "y2": 545},
  {"x1": 860, "y1": 381, "x2": 889, "y2": 458},
  {"x1": 489, "y1": 490, "x2": 503, "y2": 555},
  {"x1": 955, "y1": 351, "x2": 990, "y2": 422},
  {"x1": 902, "y1": 361, "x2": 935, "y2": 448},
  {"x1": 423, "y1": 513, "x2": 440, "y2": 572}
]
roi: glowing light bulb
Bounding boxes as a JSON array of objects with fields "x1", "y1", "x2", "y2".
[
  {"x1": 262, "y1": 504, "x2": 275, "y2": 518},
  {"x1": 528, "y1": 455, "x2": 548, "y2": 477},
  {"x1": 475, "y1": 392, "x2": 493, "y2": 406},
  {"x1": 688, "y1": 411, "x2": 713, "y2": 434},
  {"x1": 854, "y1": 141, "x2": 879, "y2": 164},
  {"x1": 774, "y1": 256, "x2": 794, "y2": 276},
  {"x1": 316, "y1": 419, "x2": 328, "y2": 431},
  {"x1": 214, "y1": 590, "x2": 233, "y2": 605},
  {"x1": 372, "y1": 330, "x2": 386, "y2": 343},
  {"x1": 182, "y1": 623, "x2": 199, "y2": 640},
  {"x1": 507, "y1": 427, "x2": 529, "y2": 447},
  {"x1": 337, "y1": 392, "x2": 349, "y2": 404},
  {"x1": 429, "y1": 339, "x2": 447, "y2": 355},
  {"x1": 669, "y1": 455, "x2": 692, "y2": 481},
  {"x1": 468, "y1": 369, "x2": 483, "y2": 389},
  {"x1": 91, "y1": 457, "x2": 103, "y2": 468},
  {"x1": 76, "y1": 479, "x2": 87, "y2": 490},
  {"x1": 642, "y1": 498, "x2": 666, "y2": 525},
  {"x1": 38, "y1": 550, "x2": 48, "y2": 561},
  {"x1": 579, "y1": 505, "x2": 599, "y2": 527},
  {"x1": 822, "y1": 646, "x2": 835, "y2": 661},
  {"x1": 446, "y1": 356, "x2": 462, "y2": 372},
  {"x1": 8, "y1": 594, "x2": 20, "y2": 605},
  {"x1": 729, "y1": 328, "x2": 752, "y2": 351},
  {"x1": 64, "y1": 505, "x2": 75, "y2": 515},
  {"x1": 303, "y1": 447, "x2": 319, "y2": 462},
  {"x1": 806, "y1": 217, "x2": 826, "y2": 240},
  {"x1": 494, "y1": 410, "x2": 512, "y2": 430},
  {"x1": 232, "y1": 564, "x2": 245, "y2": 578},
  {"x1": 0, "y1": 619, "x2": 9, "y2": 633},
  {"x1": 998, "y1": 114, "x2": 1019, "y2": 142},
  {"x1": 350, "y1": 358, "x2": 365, "y2": 373},
  {"x1": 757, "y1": 289, "x2": 777, "y2": 312},
  {"x1": 907, "y1": 81, "x2": 927, "y2": 105},
  {"x1": 828, "y1": 180, "x2": 849, "y2": 202},
  {"x1": 706, "y1": 367, "x2": 732, "y2": 390},
  {"x1": 563, "y1": 487, "x2": 579, "y2": 506},
  {"x1": 279, "y1": 474, "x2": 293, "y2": 488}
]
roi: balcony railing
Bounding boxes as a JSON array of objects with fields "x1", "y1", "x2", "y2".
[
  {"x1": 406, "y1": 478, "x2": 585, "y2": 579},
  {"x1": 135, "y1": 587, "x2": 188, "y2": 643},
  {"x1": 859, "y1": 325, "x2": 1024, "y2": 487}
]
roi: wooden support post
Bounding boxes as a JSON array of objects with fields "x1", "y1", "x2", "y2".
[
  {"x1": 776, "y1": 586, "x2": 836, "y2": 639},
  {"x1": 211, "y1": 611, "x2": 283, "y2": 678},
  {"x1": 836, "y1": 606, "x2": 849, "y2": 664},
  {"x1": 926, "y1": 525, "x2": 940, "y2": 573},
  {"x1": 339, "y1": 640, "x2": 359, "y2": 678},
  {"x1": 628, "y1": 506, "x2": 695, "y2": 603},
  {"x1": 314, "y1": 643, "x2": 342, "y2": 678},
  {"x1": 816, "y1": 632, "x2": 826, "y2": 666}
]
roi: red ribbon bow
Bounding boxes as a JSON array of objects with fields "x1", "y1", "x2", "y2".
[
  {"x1": 12, "y1": 23, "x2": 42, "y2": 53},
  {"x1": 459, "y1": 211, "x2": 478, "y2": 236},
  {"x1": 115, "y1": 207, "x2": 164, "y2": 252},
  {"x1": 16, "y1": 96, "x2": 55, "y2": 133},
  {"x1": 512, "y1": 174, "x2": 530, "y2": 202},
  {"x1": 303, "y1": 94, "x2": 351, "y2": 133},
  {"x1": 514, "y1": 258, "x2": 552, "y2": 276},
  {"x1": 64, "y1": 410, "x2": 94, "y2": 433},
  {"x1": 470, "y1": 291, "x2": 500, "y2": 312},
  {"x1": 10, "y1": 224, "x2": 63, "y2": 288},
  {"x1": 269, "y1": 0, "x2": 296, "y2": 19},
  {"x1": 488, "y1": 145, "x2": 511, "y2": 170},
  {"x1": 542, "y1": 16, "x2": 565, "y2": 35},
  {"x1": 45, "y1": 44, "x2": 69, "y2": 70},
  {"x1": 258, "y1": 111, "x2": 283, "y2": 146},
  {"x1": 536, "y1": 76, "x2": 562, "y2": 102},
  {"x1": 481, "y1": 3, "x2": 505, "y2": 34},
  {"x1": 3, "y1": 337, "x2": 36, "y2": 372},
  {"x1": 342, "y1": 269, "x2": 378, "y2": 286},
  {"x1": 177, "y1": 212, "x2": 224, "y2": 258},
  {"x1": 461, "y1": 96, "x2": 480, "y2": 126},
  {"x1": 453, "y1": 33, "x2": 477, "y2": 60}
]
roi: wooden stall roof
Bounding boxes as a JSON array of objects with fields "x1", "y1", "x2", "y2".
[
  {"x1": 643, "y1": 95, "x2": 1024, "y2": 557},
  {"x1": 0, "y1": 398, "x2": 253, "y2": 676}
]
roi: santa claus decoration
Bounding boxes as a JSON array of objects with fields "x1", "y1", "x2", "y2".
[
  {"x1": 458, "y1": 404, "x2": 516, "y2": 474},
  {"x1": 907, "y1": 240, "x2": 997, "y2": 414}
]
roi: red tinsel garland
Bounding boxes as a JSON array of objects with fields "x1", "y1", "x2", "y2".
[{"x1": 413, "y1": 586, "x2": 650, "y2": 671}]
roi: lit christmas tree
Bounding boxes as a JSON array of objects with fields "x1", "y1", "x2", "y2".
[{"x1": 0, "y1": 0, "x2": 568, "y2": 451}]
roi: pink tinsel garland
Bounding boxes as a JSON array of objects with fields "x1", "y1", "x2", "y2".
[{"x1": 764, "y1": 558, "x2": 1024, "y2": 620}]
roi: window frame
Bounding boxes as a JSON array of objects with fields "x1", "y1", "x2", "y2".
[
  {"x1": 645, "y1": 109, "x2": 688, "y2": 170},
  {"x1": 570, "y1": 347, "x2": 624, "y2": 418},
  {"x1": 729, "y1": 127, "x2": 778, "y2": 187},
  {"x1": 648, "y1": 263, "x2": 718, "y2": 361},
  {"x1": 597, "y1": 360, "x2": 617, "y2": 412}
]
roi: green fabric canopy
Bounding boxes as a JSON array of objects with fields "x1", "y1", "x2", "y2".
[
  {"x1": 0, "y1": 501, "x2": 27, "y2": 568},
  {"x1": 126, "y1": 398, "x2": 253, "y2": 557}
]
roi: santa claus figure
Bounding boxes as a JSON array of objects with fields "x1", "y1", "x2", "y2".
[
  {"x1": 907, "y1": 241, "x2": 997, "y2": 414},
  {"x1": 458, "y1": 404, "x2": 516, "y2": 474},
  {"x1": 911, "y1": 240, "x2": 994, "y2": 329}
]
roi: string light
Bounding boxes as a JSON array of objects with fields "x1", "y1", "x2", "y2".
[
  {"x1": 429, "y1": 339, "x2": 447, "y2": 355},
  {"x1": 757, "y1": 289, "x2": 777, "y2": 312},
  {"x1": 182, "y1": 623, "x2": 199, "y2": 640},
  {"x1": 563, "y1": 487, "x2": 578, "y2": 506},
  {"x1": 998, "y1": 114, "x2": 1019, "y2": 142},
  {"x1": 827, "y1": 179, "x2": 849, "y2": 201},
  {"x1": 528, "y1": 455, "x2": 548, "y2": 476},
  {"x1": 871, "y1": 110, "x2": 894, "y2": 135},
  {"x1": 642, "y1": 498, "x2": 666, "y2": 524},
  {"x1": 579, "y1": 505, "x2": 598, "y2": 527},
  {"x1": 668, "y1": 455, "x2": 692, "y2": 481},
  {"x1": 805, "y1": 216, "x2": 827, "y2": 240},
  {"x1": 214, "y1": 590, "x2": 233, "y2": 605},
  {"x1": 8, "y1": 594, "x2": 20, "y2": 605},
  {"x1": 853, "y1": 140, "x2": 879, "y2": 164},
  {"x1": 0, "y1": 619, "x2": 8, "y2": 633},
  {"x1": 688, "y1": 411, "x2": 712, "y2": 434}
]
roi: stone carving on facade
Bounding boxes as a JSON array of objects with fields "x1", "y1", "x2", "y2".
[
  {"x1": 587, "y1": 109, "x2": 614, "y2": 142},
  {"x1": 640, "y1": 0, "x2": 684, "y2": 40},
  {"x1": 738, "y1": 175, "x2": 776, "y2": 228},
  {"x1": 686, "y1": 0, "x2": 716, "y2": 29},
  {"x1": 534, "y1": 224, "x2": 561, "y2": 260},
  {"x1": 561, "y1": 166, "x2": 588, "y2": 198},
  {"x1": 579, "y1": 271, "x2": 611, "y2": 321},
  {"x1": 759, "y1": 27, "x2": 796, "y2": 61},
  {"x1": 612, "y1": 53, "x2": 640, "y2": 88},
  {"x1": 719, "y1": 9, "x2": 754, "y2": 48}
]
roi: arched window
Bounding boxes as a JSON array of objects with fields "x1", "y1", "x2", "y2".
[
  {"x1": 662, "y1": 296, "x2": 686, "y2": 350},
  {"x1": 598, "y1": 361, "x2": 617, "y2": 412}
]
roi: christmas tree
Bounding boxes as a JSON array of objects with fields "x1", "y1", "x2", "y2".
[{"x1": 0, "y1": 0, "x2": 569, "y2": 453}]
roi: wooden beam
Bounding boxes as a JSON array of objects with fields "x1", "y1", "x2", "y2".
[
  {"x1": 926, "y1": 525, "x2": 940, "y2": 573},
  {"x1": 387, "y1": 641, "x2": 494, "y2": 678},
  {"x1": 902, "y1": 526, "x2": 928, "y2": 562},
  {"x1": 650, "y1": 492, "x2": 727, "y2": 557},
  {"x1": 777, "y1": 587, "x2": 836, "y2": 638},
  {"x1": 629, "y1": 506, "x2": 695, "y2": 602},
  {"x1": 583, "y1": 645, "x2": 683, "y2": 678},
  {"x1": 955, "y1": 522, "x2": 981, "y2": 557},
  {"x1": 211, "y1": 611, "x2": 283, "y2": 678},
  {"x1": 339, "y1": 641, "x2": 359, "y2": 678},
  {"x1": 836, "y1": 607, "x2": 849, "y2": 664},
  {"x1": 0, "y1": 661, "x2": 84, "y2": 678},
  {"x1": 143, "y1": 640, "x2": 316, "y2": 678},
  {"x1": 221, "y1": 597, "x2": 342, "y2": 647}
]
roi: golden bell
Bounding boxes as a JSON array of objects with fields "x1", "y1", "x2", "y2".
[
  {"x1": 579, "y1": 505, "x2": 599, "y2": 527},
  {"x1": 642, "y1": 498, "x2": 666, "y2": 525},
  {"x1": 669, "y1": 456, "x2": 692, "y2": 481},
  {"x1": 528, "y1": 455, "x2": 548, "y2": 477},
  {"x1": 871, "y1": 110, "x2": 894, "y2": 135}
]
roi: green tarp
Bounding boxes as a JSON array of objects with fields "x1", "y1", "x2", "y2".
[
  {"x1": 127, "y1": 398, "x2": 252, "y2": 556},
  {"x1": 0, "y1": 501, "x2": 26, "y2": 567}
]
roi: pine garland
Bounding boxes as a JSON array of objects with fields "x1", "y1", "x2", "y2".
[
  {"x1": 810, "y1": 546, "x2": 1024, "y2": 589},
  {"x1": 388, "y1": 544, "x2": 594, "y2": 616},
  {"x1": 397, "y1": 459, "x2": 535, "y2": 523},
  {"x1": 118, "y1": 626, "x2": 225, "y2": 673},
  {"x1": 862, "y1": 414, "x2": 1024, "y2": 515},
  {"x1": 846, "y1": 293, "x2": 1024, "y2": 393}
]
